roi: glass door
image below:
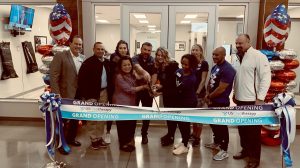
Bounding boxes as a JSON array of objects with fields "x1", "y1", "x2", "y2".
[
  {"x1": 169, "y1": 5, "x2": 216, "y2": 67},
  {"x1": 121, "y1": 5, "x2": 168, "y2": 56}
]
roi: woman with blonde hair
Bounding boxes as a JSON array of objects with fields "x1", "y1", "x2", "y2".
[
  {"x1": 152, "y1": 47, "x2": 179, "y2": 146},
  {"x1": 190, "y1": 44, "x2": 209, "y2": 147}
]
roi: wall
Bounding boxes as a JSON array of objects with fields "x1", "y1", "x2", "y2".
[
  {"x1": 284, "y1": 20, "x2": 300, "y2": 93},
  {"x1": 175, "y1": 25, "x2": 190, "y2": 63},
  {"x1": 96, "y1": 24, "x2": 120, "y2": 54},
  {"x1": 0, "y1": 5, "x2": 53, "y2": 98}
]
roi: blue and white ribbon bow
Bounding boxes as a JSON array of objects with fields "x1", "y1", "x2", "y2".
[
  {"x1": 273, "y1": 93, "x2": 296, "y2": 168},
  {"x1": 39, "y1": 91, "x2": 70, "y2": 161}
]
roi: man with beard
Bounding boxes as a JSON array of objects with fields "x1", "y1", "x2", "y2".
[
  {"x1": 132, "y1": 42, "x2": 156, "y2": 144},
  {"x1": 233, "y1": 34, "x2": 271, "y2": 168}
]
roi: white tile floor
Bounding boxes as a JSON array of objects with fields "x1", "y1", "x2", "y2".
[{"x1": 0, "y1": 121, "x2": 299, "y2": 168}]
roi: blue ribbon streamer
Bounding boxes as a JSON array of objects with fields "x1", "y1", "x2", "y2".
[
  {"x1": 273, "y1": 93, "x2": 296, "y2": 168},
  {"x1": 39, "y1": 91, "x2": 70, "y2": 160}
]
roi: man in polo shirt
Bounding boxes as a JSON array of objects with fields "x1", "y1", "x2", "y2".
[
  {"x1": 77, "y1": 42, "x2": 112, "y2": 150},
  {"x1": 132, "y1": 42, "x2": 156, "y2": 144},
  {"x1": 205, "y1": 47, "x2": 236, "y2": 161},
  {"x1": 233, "y1": 34, "x2": 271, "y2": 168}
]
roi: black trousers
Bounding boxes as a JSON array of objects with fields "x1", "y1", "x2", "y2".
[
  {"x1": 116, "y1": 120, "x2": 136, "y2": 146},
  {"x1": 137, "y1": 90, "x2": 153, "y2": 136},
  {"x1": 163, "y1": 96, "x2": 178, "y2": 138},
  {"x1": 106, "y1": 121, "x2": 113, "y2": 132},
  {"x1": 236, "y1": 100, "x2": 261, "y2": 162},
  {"x1": 209, "y1": 102, "x2": 229, "y2": 151},
  {"x1": 178, "y1": 121, "x2": 190, "y2": 146},
  {"x1": 63, "y1": 119, "x2": 78, "y2": 143}
]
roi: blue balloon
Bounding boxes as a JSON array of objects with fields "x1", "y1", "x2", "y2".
[
  {"x1": 53, "y1": 3, "x2": 65, "y2": 13},
  {"x1": 270, "y1": 4, "x2": 290, "y2": 25},
  {"x1": 260, "y1": 49, "x2": 279, "y2": 60},
  {"x1": 43, "y1": 74, "x2": 50, "y2": 85}
]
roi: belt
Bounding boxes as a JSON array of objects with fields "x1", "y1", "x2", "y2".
[{"x1": 100, "y1": 87, "x2": 107, "y2": 91}]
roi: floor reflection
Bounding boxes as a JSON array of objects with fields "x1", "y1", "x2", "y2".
[{"x1": 0, "y1": 121, "x2": 299, "y2": 168}]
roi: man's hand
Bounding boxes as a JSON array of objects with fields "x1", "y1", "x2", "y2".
[
  {"x1": 87, "y1": 99, "x2": 97, "y2": 102},
  {"x1": 204, "y1": 94, "x2": 211, "y2": 105},
  {"x1": 255, "y1": 99, "x2": 265, "y2": 105},
  {"x1": 142, "y1": 72, "x2": 151, "y2": 82},
  {"x1": 232, "y1": 95, "x2": 237, "y2": 105}
]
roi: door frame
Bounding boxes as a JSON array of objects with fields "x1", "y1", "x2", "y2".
[
  {"x1": 121, "y1": 4, "x2": 169, "y2": 54},
  {"x1": 168, "y1": 5, "x2": 216, "y2": 66}
]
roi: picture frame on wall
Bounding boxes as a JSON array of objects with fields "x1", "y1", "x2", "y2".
[
  {"x1": 175, "y1": 41, "x2": 186, "y2": 51},
  {"x1": 34, "y1": 36, "x2": 47, "y2": 52}
]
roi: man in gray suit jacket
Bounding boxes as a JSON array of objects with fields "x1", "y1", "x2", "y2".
[{"x1": 50, "y1": 35, "x2": 85, "y2": 154}]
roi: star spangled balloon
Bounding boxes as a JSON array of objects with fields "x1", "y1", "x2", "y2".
[
  {"x1": 48, "y1": 3, "x2": 72, "y2": 45},
  {"x1": 263, "y1": 4, "x2": 291, "y2": 48}
]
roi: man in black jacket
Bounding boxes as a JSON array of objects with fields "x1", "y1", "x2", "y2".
[{"x1": 77, "y1": 42, "x2": 112, "y2": 150}]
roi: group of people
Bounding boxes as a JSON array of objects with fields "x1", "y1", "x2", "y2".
[{"x1": 49, "y1": 33, "x2": 271, "y2": 168}]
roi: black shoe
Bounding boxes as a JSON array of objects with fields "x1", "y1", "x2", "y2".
[
  {"x1": 161, "y1": 134, "x2": 174, "y2": 146},
  {"x1": 141, "y1": 135, "x2": 148, "y2": 144},
  {"x1": 120, "y1": 144, "x2": 135, "y2": 152},
  {"x1": 58, "y1": 147, "x2": 69, "y2": 155},
  {"x1": 192, "y1": 138, "x2": 200, "y2": 147},
  {"x1": 91, "y1": 138, "x2": 108, "y2": 150},
  {"x1": 233, "y1": 150, "x2": 248, "y2": 160},
  {"x1": 245, "y1": 161, "x2": 259, "y2": 168},
  {"x1": 68, "y1": 140, "x2": 81, "y2": 147},
  {"x1": 189, "y1": 134, "x2": 196, "y2": 142}
]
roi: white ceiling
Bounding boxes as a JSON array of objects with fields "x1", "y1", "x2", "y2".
[
  {"x1": 95, "y1": 5, "x2": 300, "y2": 33},
  {"x1": 95, "y1": 6, "x2": 246, "y2": 25}
]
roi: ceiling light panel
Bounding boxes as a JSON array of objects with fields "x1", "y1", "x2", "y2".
[
  {"x1": 148, "y1": 25, "x2": 156, "y2": 28},
  {"x1": 180, "y1": 20, "x2": 191, "y2": 24},
  {"x1": 139, "y1": 20, "x2": 149, "y2": 23},
  {"x1": 184, "y1": 14, "x2": 198, "y2": 19},
  {"x1": 134, "y1": 14, "x2": 146, "y2": 19},
  {"x1": 97, "y1": 19, "x2": 109, "y2": 23}
]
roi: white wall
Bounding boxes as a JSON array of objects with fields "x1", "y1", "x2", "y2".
[
  {"x1": 175, "y1": 25, "x2": 190, "y2": 64},
  {"x1": 96, "y1": 24, "x2": 120, "y2": 54},
  {"x1": 0, "y1": 5, "x2": 52, "y2": 98},
  {"x1": 285, "y1": 20, "x2": 300, "y2": 93}
]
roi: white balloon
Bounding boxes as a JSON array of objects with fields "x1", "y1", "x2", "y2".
[
  {"x1": 41, "y1": 56, "x2": 54, "y2": 67},
  {"x1": 278, "y1": 49, "x2": 297, "y2": 60}
]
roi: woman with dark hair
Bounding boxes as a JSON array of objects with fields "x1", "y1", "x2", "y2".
[
  {"x1": 172, "y1": 54, "x2": 198, "y2": 155},
  {"x1": 110, "y1": 40, "x2": 130, "y2": 73},
  {"x1": 113, "y1": 56, "x2": 148, "y2": 152},
  {"x1": 151, "y1": 47, "x2": 179, "y2": 146},
  {"x1": 190, "y1": 44, "x2": 209, "y2": 147},
  {"x1": 105, "y1": 40, "x2": 130, "y2": 143}
]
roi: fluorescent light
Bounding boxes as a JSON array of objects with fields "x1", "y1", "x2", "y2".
[
  {"x1": 148, "y1": 28, "x2": 156, "y2": 31},
  {"x1": 148, "y1": 25, "x2": 156, "y2": 28},
  {"x1": 139, "y1": 20, "x2": 149, "y2": 23},
  {"x1": 134, "y1": 14, "x2": 146, "y2": 19},
  {"x1": 180, "y1": 20, "x2": 191, "y2": 24},
  {"x1": 95, "y1": 16, "x2": 99, "y2": 18},
  {"x1": 184, "y1": 14, "x2": 197, "y2": 19},
  {"x1": 96, "y1": 19, "x2": 109, "y2": 23},
  {"x1": 236, "y1": 15, "x2": 244, "y2": 18}
]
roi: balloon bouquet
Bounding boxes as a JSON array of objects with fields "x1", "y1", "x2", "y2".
[
  {"x1": 260, "y1": 3, "x2": 298, "y2": 163},
  {"x1": 38, "y1": 3, "x2": 72, "y2": 168},
  {"x1": 38, "y1": 3, "x2": 72, "y2": 91}
]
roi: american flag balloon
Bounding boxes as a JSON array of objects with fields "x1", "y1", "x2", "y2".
[
  {"x1": 48, "y1": 3, "x2": 72, "y2": 45},
  {"x1": 263, "y1": 4, "x2": 291, "y2": 48}
]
